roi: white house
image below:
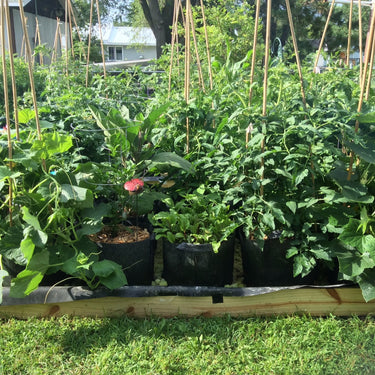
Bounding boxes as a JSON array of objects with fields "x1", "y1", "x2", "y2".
[{"x1": 102, "y1": 25, "x2": 157, "y2": 62}]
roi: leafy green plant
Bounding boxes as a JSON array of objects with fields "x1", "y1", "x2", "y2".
[
  {"x1": 150, "y1": 185, "x2": 237, "y2": 252},
  {"x1": 0, "y1": 127, "x2": 127, "y2": 299}
]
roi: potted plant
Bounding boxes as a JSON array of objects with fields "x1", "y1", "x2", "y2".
[
  {"x1": 89, "y1": 177, "x2": 161, "y2": 285},
  {"x1": 149, "y1": 185, "x2": 238, "y2": 286},
  {"x1": 0, "y1": 130, "x2": 128, "y2": 300}
]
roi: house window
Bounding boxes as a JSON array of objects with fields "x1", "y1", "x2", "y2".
[{"x1": 108, "y1": 47, "x2": 122, "y2": 61}]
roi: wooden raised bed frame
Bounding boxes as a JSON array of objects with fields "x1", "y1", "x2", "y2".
[{"x1": 1, "y1": 285, "x2": 374, "y2": 318}]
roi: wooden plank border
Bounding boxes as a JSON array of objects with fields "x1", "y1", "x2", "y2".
[{"x1": 1, "y1": 287, "x2": 374, "y2": 319}]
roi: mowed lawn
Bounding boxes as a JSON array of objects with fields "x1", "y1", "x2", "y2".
[{"x1": 1, "y1": 314, "x2": 375, "y2": 374}]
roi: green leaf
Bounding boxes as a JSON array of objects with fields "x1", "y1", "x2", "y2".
[
  {"x1": 348, "y1": 141, "x2": 375, "y2": 164},
  {"x1": 18, "y1": 108, "x2": 36, "y2": 124},
  {"x1": 9, "y1": 270, "x2": 44, "y2": 297},
  {"x1": 98, "y1": 264, "x2": 127, "y2": 290},
  {"x1": 286, "y1": 201, "x2": 297, "y2": 214},
  {"x1": 0, "y1": 166, "x2": 22, "y2": 180},
  {"x1": 20, "y1": 237, "x2": 35, "y2": 262},
  {"x1": 149, "y1": 152, "x2": 193, "y2": 172},
  {"x1": 32, "y1": 132, "x2": 73, "y2": 158},
  {"x1": 92, "y1": 260, "x2": 119, "y2": 278},
  {"x1": 295, "y1": 169, "x2": 309, "y2": 186},
  {"x1": 60, "y1": 185, "x2": 93, "y2": 208},
  {"x1": 336, "y1": 250, "x2": 371, "y2": 278},
  {"x1": 261, "y1": 213, "x2": 275, "y2": 230},
  {"x1": 21, "y1": 206, "x2": 41, "y2": 231},
  {"x1": 358, "y1": 269, "x2": 375, "y2": 302},
  {"x1": 0, "y1": 269, "x2": 9, "y2": 304}
]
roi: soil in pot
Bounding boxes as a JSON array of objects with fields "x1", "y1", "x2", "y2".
[
  {"x1": 162, "y1": 237, "x2": 235, "y2": 287},
  {"x1": 90, "y1": 224, "x2": 155, "y2": 285},
  {"x1": 239, "y1": 231, "x2": 316, "y2": 286}
]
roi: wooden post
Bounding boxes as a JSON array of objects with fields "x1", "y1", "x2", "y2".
[
  {"x1": 17, "y1": 0, "x2": 42, "y2": 141},
  {"x1": 347, "y1": 7, "x2": 375, "y2": 180},
  {"x1": 313, "y1": 0, "x2": 336, "y2": 74},
  {"x1": 95, "y1": 0, "x2": 107, "y2": 79},
  {"x1": 85, "y1": 0, "x2": 94, "y2": 88},
  {"x1": 249, "y1": 0, "x2": 260, "y2": 106},
  {"x1": 184, "y1": 0, "x2": 191, "y2": 154},
  {"x1": 346, "y1": 0, "x2": 353, "y2": 66},
  {"x1": 168, "y1": 0, "x2": 179, "y2": 96},
  {"x1": 1, "y1": 0, "x2": 13, "y2": 225},
  {"x1": 260, "y1": 0, "x2": 272, "y2": 196},
  {"x1": 285, "y1": 0, "x2": 307, "y2": 109},
  {"x1": 4, "y1": 0, "x2": 19, "y2": 140}
]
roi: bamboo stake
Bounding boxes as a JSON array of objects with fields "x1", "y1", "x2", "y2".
[
  {"x1": 249, "y1": 0, "x2": 261, "y2": 106},
  {"x1": 18, "y1": 0, "x2": 42, "y2": 140},
  {"x1": 95, "y1": 0, "x2": 107, "y2": 79},
  {"x1": 285, "y1": 0, "x2": 307, "y2": 109},
  {"x1": 34, "y1": 17, "x2": 42, "y2": 65},
  {"x1": 188, "y1": 4, "x2": 204, "y2": 91},
  {"x1": 313, "y1": 0, "x2": 336, "y2": 74},
  {"x1": 68, "y1": 0, "x2": 86, "y2": 60},
  {"x1": 365, "y1": 25, "x2": 375, "y2": 99},
  {"x1": 168, "y1": 0, "x2": 179, "y2": 95},
  {"x1": 5, "y1": 0, "x2": 19, "y2": 140},
  {"x1": 185, "y1": 0, "x2": 191, "y2": 154},
  {"x1": 260, "y1": 0, "x2": 272, "y2": 196},
  {"x1": 1, "y1": 0, "x2": 13, "y2": 225},
  {"x1": 358, "y1": 0, "x2": 363, "y2": 79},
  {"x1": 200, "y1": 0, "x2": 213, "y2": 91},
  {"x1": 199, "y1": 0, "x2": 215, "y2": 127},
  {"x1": 347, "y1": 7, "x2": 375, "y2": 180},
  {"x1": 67, "y1": 0, "x2": 74, "y2": 58},
  {"x1": 346, "y1": 0, "x2": 353, "y2": 66},
  {"x1": 20, "y1": 31, "x2": 25, "y2": 59},
  {"x1": 52, "y1": 18, "x2": 61, "y2": 63},
  {"x1": 85, "y1": 0, "x2": 94, "y2": 88},
  {"x1": 64, "y1": 0, "x2": 69, "y2": 74}
]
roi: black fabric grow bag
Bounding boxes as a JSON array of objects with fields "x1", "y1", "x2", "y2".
[
  {"x1": 97, "y1": 236, "x2": 155, "y2": 285},
  {"x1": 162, "y1": 237, "x2": 235, "y2": 286},
  {"x1": 239, "y1": 232, "x2": 315, "y2": 286}
]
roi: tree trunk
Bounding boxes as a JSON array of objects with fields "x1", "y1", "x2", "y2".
[{"x1": 140, "y1": 0, "x2": 174, "y2": 58}]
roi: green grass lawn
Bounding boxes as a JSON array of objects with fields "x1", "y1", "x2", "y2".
[{"x1": 1, "y1": 315, "x2": 375, "y2": 374}]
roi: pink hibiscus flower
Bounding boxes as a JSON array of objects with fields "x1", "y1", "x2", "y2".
[{"x1": 124, "y1": 178, "x2": 144, "y2": 194}]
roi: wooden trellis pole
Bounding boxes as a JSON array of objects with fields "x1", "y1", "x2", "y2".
[
  {"x1": 168, "y1": 0, "x2": 180, "y2": 95},
  {"x1": 346, "y1": 0, "x2": 353, "y2": 66},
  {"x1": 358, "y1": 0, "x2": 363, "y2": 79},
  {"x1": 68, "y1": 0, "x2": 86, "y2": 61},
  {"x1": 18, "y1": 0, "x2": 42, "y2": 141},
  {"x1": 200, "y1": 0, "x2": 213, "y2": 91},
  {"x1": 67, "y1": 0, "x2": 74, "y2": 58},
  {"x1": 64, "y1": 0, "x2": 70, "y2": 75},
  {"x1": 85, "y1": 0, "x2": 94, "y2": 88},
  {"x1": 365, "y1": 26, "x2": 375, "y2": 99},
  {"x1": 34, "y1": 17, "x2": 43, "y2": 65},
  {"x1": 347, "y1": 6, "x2": 375, "y2": 180},
  {"x1": 1, "y1": 0, "x2": 13, "y2": 224},
  {"x1": 313, "y1": 0, "x2": 336, "y2": 73},
  {"x1": 52, "y1": 18, "x2": 61, "y2": 63},
  {"x1": 188, "y1": 4, "x2": 204, "y2": 91},
  {"x1": 249, "y1": 0, "x2": 261, "y2": 106},
  {"x1": 95, "y1": 0, "x2": 107, "y2": 79},
  {"x1": 260, "y1": 0, "x2": 272, "y2": 196},
  {"x1": 185, "y1": 0, "x2": 192, "y2": 154},
  {"x1": 285, "y1": 0, "x2": 307, "y2": 109},
  {"x1": 4, "y1": 0, "x2": 19, "y2": 140}
]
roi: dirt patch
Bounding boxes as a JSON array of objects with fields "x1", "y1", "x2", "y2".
[{"x1": 89, "y1": 225, "x2": 150, "y2": 244}]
